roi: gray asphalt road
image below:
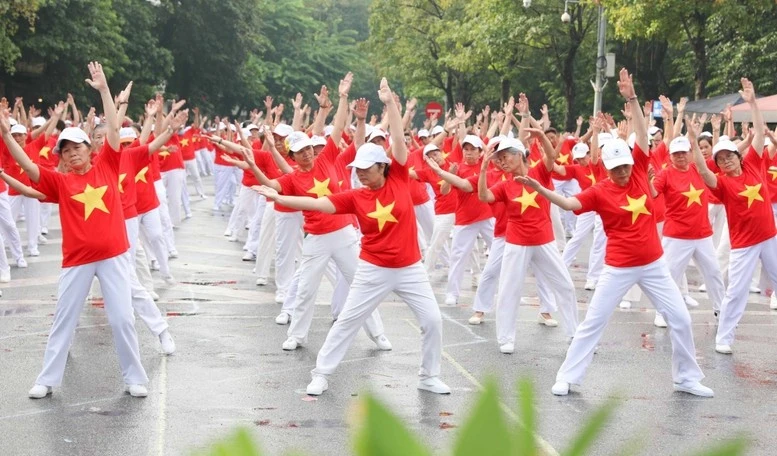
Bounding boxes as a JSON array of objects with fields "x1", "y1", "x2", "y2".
[{"x1": 1, "y1": 176, "x2": 775, "y2": 455}]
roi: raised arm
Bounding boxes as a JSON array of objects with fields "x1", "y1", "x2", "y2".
[
  {"x1": 253, "y1": 185, "x2": 335, "y2": 214},
  {"x1": 686, "y1": 115, "x2": 717, "y2": 189},
  {"x1": 425, "y1": 155, "x2": 472, "y2": 192},
  {"x1": 85, "y1": 61, "x2": 119, "y2": 151},
  {"x1": 741, "y1": 78, "x2": 764, "y2": 155},
  {"x1": 330, "y1": 72, "x2": 353, "y2": 145},
  {"x1": 617, "y1": 68, "x2": 648, "y2": 154},
  {"x1": 352, "y1": 98, "x2": 369, "y2": 150},
  {"x1": 379, "y1": 78, "x2": 408, "y2": 165},
  {"x1": 311, "y1": 87, "x2": 333, "y2": 137},
  {"x1": 674, "y1": 97, "x2": 687, "y2": 139},
  {"x1": 478, "y1": 148, "x2": 496, "y2": 203},
  {"x1": 517, "y1": 174, "x2": 582, "y2": 211},
  {"x1": 659, "y1": 95, "x2": 675, "y2": 144}
]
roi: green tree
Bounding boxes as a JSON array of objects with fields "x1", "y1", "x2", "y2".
[{"x1": 0, "y1": 0, "x2": 40, "y2": 74}]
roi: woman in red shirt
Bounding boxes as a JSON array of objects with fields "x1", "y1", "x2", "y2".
[
  {"x1": 255, "y1": 79, "x2": 448, "y2": 397},
  {"x1": 520, "y1": 69, "x2": 711, "y2": 398},
  {"x1": 1, "y1": 62, "x2": 149, "y2": 399},
  {"x1": 694, "y1": 78, "x2": 777, "y2": 354}
]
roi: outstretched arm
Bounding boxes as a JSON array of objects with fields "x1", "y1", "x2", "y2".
[
  {"x1": 517, "y1": 174, "x2": 582, "y2": 211},
  {"x1": 253, "y1": 185, "x2": 335, "y2": 214}
]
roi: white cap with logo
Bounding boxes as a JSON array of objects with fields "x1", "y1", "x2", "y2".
[
  {"x1": 286, "y1": 131, "x2": 313, "y2": 153},
  {"x1": 668, "y1": 136, "x2": 691, "y2": 154},
  {"x1": 54, "y1": 127, "x2": 91, "y2": 153},
  {"x1": 347, "y1": 143, "x2": 390, "y2": 169},
  {"x1": 572, "y1": 142, "x2": 590, "y2": 159},
  {"x1": 601, "y1": 138, "x2": 634, "y2": 170}
]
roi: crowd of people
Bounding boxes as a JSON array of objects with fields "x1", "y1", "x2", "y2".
[{"x1": 3, "y1": 62, "x2": 776, "y2": 400}]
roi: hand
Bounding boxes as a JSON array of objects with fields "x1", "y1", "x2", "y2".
[
  {"x1": 263, "y1": 129, "x2": 276, "y2": 149},
  {"x1": 617, "y1": 120, "x2": 628, "y2": 139},
  {"x1": 698, "y1": 113, "x2": 708, "y2": 126},
  {"x1": 252, "y1": 185, "x2": 279, "y2": 201},
  {"x1": 449, "y1": 163, "x2": 458, "y2": 174},
  {"x1": 455, "y1": 102, "x2": 466, "y2": 119},
  {"x1": 503, "y1": 96, "x2": 515, "y2": 115},
  {"x1": 115, "y1": 81, "x2": 133, "y2": 105},
  {"x1": 353, "y1": 98, "x2": 369, "y2": 121},
  {"x1": 339, "y1": 72, "x2": 354, "y2": 98},
  {"x1": 377, "y1": 78, "x2": 393, "y2": 104},
  {"x1": 171, "y1": 110, "x2": 189, "y2": 130},
  {"x1": 540, "y1": 104, "x2": 549, "y2": 118},
  {"x1": 291, "y1": 93, "x2": 303, "y2": 110},
  {"x1": 314, "y1": 85, "x2": 331, "y2": 108},
  {"x1": 85, "y1": 61, "x2": 109, "y2": 91},
  {"x1": 517, "y1": 93, "x2": 529, "y2": 115},
  {"x1": 496, "y1": 112, "x2": 505, "y2": 124},
  {"x1": 67, "y1": 93, "x2": 75, "y2": 105},
  {"x1": 240, "y1": 146, "x2": 256, "y2": 166},
  {"x1": 482, "y1": 148, "x2": 497, "y2": 169},
  {"x1": 274, "y1": 104, "x2": 284, "y2": 116},
  {"x1": 429, "y1": 112, "x2": 439, "y2": 126},
  {"x1": 423, "y1": 118, "x2": 431, "y2": 129},
  {"x1": 659, "y1": 95, "x2": 673, "y2": 117},
  {"x1": 683, "y1": 116, "x2": 697, "y2": 143},
  {"x1": 710, "y1": 114, "x2": 721, "y2": 131},
  {"x1": 642, "y1": 100, "x2": 652, "y2": 119},
  {"x1": 740, "y1": 78, "x2": 756, "y2": 103},
  {"x1": 616, "y1": 68, "x2": 636, "y2": 100},
  {"x1": 0, "y1": 109, "x2": 11, "y2": 134},
  {"x1": 264, "y1": 96, "x2": 274, "y2": 110},
  {"x1": 490, "y1": 111, "x2": 499, "y2": 121},
  {"x1": 86, "y1": 106, "x2": 96, "y2": 123},
  {"x1": 221, "y1": 154, "x2": 249, "y2": 170},
  {"x1": 406, "y1": 98, "x2": 417, "y2": 112},
  {"x1": 677, "y1": 97, "x2": 688, "y2": 113},
  {"x1": 171, "y1": 99, "x2": 186, "y2": 113},
  {"x1": 370, "y1": 114, "x2": 378, "y2": 125},
  {"x1": 14, "y1": 97, "x2": 23, "y2": 108},
  {"x1": 576, "y1": 116, "x2": 583, "y2": 127},
  {"x1": 145, "y1": 99, "x2": 159, "y2": 117},
  {"x1": 515, "y1": 175, "x2": 540, "y2": 191},
  {"x1": 647, "y1": 164, "x2": 655, "y2": 182},
  {"x1": 523, "y1": 127, "x2": 545, "y2": 139},
  {"x1": 444, "y1": 117, "x2": 458, "y2": 132},
  {"x1": 621, "y1": 103, "x2": 632, "y2": 120},
  {"x1": 424, "y1": 155, "x2": 442, "y2": 172},
  {"x1": 53, "y1": 101, "x2": 65, "y2": 117},
  {"x1": 476, "y1": 113, "x2": 483, "y2": 123}
]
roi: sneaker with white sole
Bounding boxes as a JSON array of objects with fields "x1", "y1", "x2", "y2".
[
  {"x1": 715, "y1": 344, "x2": 732, "y2": 354},
  {"x1": 242, "y1": 252, "x2": 256, "y2": 261},
  {"x1": 168, "y1": 250, "x2": 179, "y2": 259},
  {"x1": 683, "y1": 295, "x2": 700, "y2": 308},
  {"x1": 274, "y1": 292, "x2": 286, "y2": 304},
  {"x1": 282, "y1": 337, "x2": 299, "y2": 351},
  {"x1": 256, "y1": 277, "x2": 268, "y2": 286},
  {"x1": 0, "y1": 268, "x2": 10, "y2": 283},
  {"x1": 619, "y1": 300, "x2": 632, "y2": 309},
  {"x1": 163, "y1": 275, "x2": 177, "y2": 287},
  {"x1": 149, "y1": 291, "x2": 160, "y2": 301},
  {"x1": 444, "y1": 294, "x2": 457, "y2": 305},
  {"x1": 306, "y1": 376, "x2": 328, "y2": 395},
  {"x1": 770, "y1": 293, "x2": 777, "y2": 310},
  {"x1": 468, "y1": 312, "x2": 484, "y2": 325},
  {"x1": 417, "y1": 377, "x2": 451, "y2": 394},
  {"x1": 750, "y1": 285, "x2": 761, "y2": 293},
  {"x1": 584, "y1": 280, "x2": 596, "y2": 290},
  {"x1": 16, "y1": 258, "x2": 28, "y2": 268},
  {"x1": 28, "y1": 384, "x2": 52, "y2": 399},
  {"x1": 28, "y1": 248, "x2": 40, "y2": 257},
  {"x1": 275, "y1": 312, "x2": 291, "y2": 325},
  {"x1": 125, "y1": 384, "x2": 148, "y2": 397},
  {"x1": 673, "y1": 381, "x2": 714, "y2": 398},
  {"x1": 699, "y1": 283, "x2": 707, "y2": 292},
  {"x1": 369, "y1": 334, "x2": 392, "y2": 351},
  {"x1": 654, "y1": 313, "x2": 668, "y2": 328},
  {"x1": 150, "y1": 260, "x2": 160, "y2": 271},
  {"x1": 41, "y1": 227, "x2": 48, "y2": 235},
  {"x1": 159, "y1": 329, "x2": 176, "y2": 355},
  {"x1": 538, "y1": 313, "x2": 559, "y2": 327},
  {"x1": 551, "y1": 381, "x2": 570, "y2": 396},
  {"x1": 37, "y1": 234, "x2": 48, "y2": 245},
  {"x1": 499, "y1": 343, "x2": 514, "y2": 354},
  {"x1": 224, "y1": 229, "x2": 233, "y2": 237}
]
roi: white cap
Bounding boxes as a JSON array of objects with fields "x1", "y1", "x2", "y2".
[
  {"x1": 648, "y1": 126, "x2": 662, "y2": 136},
  {"x1": 766, "y1": 137, "x2": 773, "y2": 147},
  {"x1": 489, "y1": 135, "x2": 506, "y2": 147},
  {"x1": 64, "y1": 119, "x2": 73, "y2": 127},
  {"x1": 119, "y1": 127, "x2": 138, "y2": 143},
  {"x1": 10, "y1": 124, "x2": 27, "y2": 135},
  {"x1": 669, "y1": 136, "x2": 691, "y2": 154},
  {"x1": 54, "y1": 127, "x2": 91, "y2": 153},
  {"x1": 347, "y1": 143, "x2": 390, "y2": 169},
  {"x1": 417, "y1": 129, "x2": 430, "y2": 138},
  {"x1": 93, "y1": 117, "x2": 102, "y2": 126},
  {"x1": 273, "y1": 123, "x2": 293, "y2": 137},
  {"x1": 423, "y1": 143, "x2": 440, "y2": 155},
  {"x1": 597, "y1": 133, "x2": 612, "y2": 145},
  {"x1": 241, "y1": 128, "x2": 251, "y2": 138},
  {"x1": 31, "y1": 116, "x2": 46, "y2": 127},
  {"x1": 719, "y1": 135, "x2": 730, "y2": 142},
  {"x1": 462, "y1": 135, "x2": 483, "y2": 149},
  {"x1": 367, "y1": 128, "x2": 388, "y2": 143},
  {"x1": 430, "y1": 125, "x2": 445, "y2": 136},
  {"x1": 712, "y1": 139, "x2": 738, "y2": 159},
  {"x1": 572, "y1": 143, "x2": 590, "y2": 159},
  {"x1": 601, "y1": 138, "x2": 634, "y2": 170},
  {"x1": 323, "y1": 125, "x2": 334, "y2": 137},
  {"x1": 496, "y1": 138, "x2": 527, "y2": 156},
  {"x1": 8, "y1": 117, "x2": 17, "y2": 126},
  {"x1": 699, "y1": 131, "x2": 713, "y2": 138},
  {"x1": 627, "y1": 132, "x2": 650, "y2": 150},
  {"x1": 245, "y1": 123, "x2": 260, "y2": 131},
  {"x1": 311, "y1": 135, "x2": 327, "y2": 147},
  {"x1": 286, "y1": 131, "x2": 313, "y2": 153},
  {"x1": 217, "y1": 121, "x2": 227, "y2": 130},
  {"x1": 229, "y1": 124, "x2": 237, "y2": 132}
]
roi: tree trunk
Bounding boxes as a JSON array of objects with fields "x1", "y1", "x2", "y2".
[
  {"x1": 444, "y1": 69, "x2": 454, "y2": 111},
  {"x1": 501, "y1": 78, "x2": 510, "y2": 106},
  {"x1": 691, "y1": 15, "x2": 707, "y2": 100},
  {"x1": 562, "y1": 45, "x2": 578, "y2": 132}
]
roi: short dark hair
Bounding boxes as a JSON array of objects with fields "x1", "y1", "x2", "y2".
[{"x1": 544, "y1": 127, "x2": 558, "y2": 135}]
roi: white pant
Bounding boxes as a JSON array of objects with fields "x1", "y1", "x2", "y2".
[
  {"x1": 139, "y1": 208, "x2": 172, "y2": 278},
  {"x1": 244, "y1": 196, "x2": 267, "y2": 254},
  {"x1": 496, "y1": 242, "x2": 579, "y2": 342},
  {"x1": 414, "y1": 200, "x2": 435, "y2": 253},
  {"x1": 424, "y1": 213, "x2": 454, "y2": 271},
  {"x1": 184, "y1": 158, "x2": 206, "y2": 197},
  {"x1": 717, "y1": 236, "x2": 777, "y2": 346},
  {"x1": 213, "y1": 164, "x2": 237, "y2": 210},
  {"x1": 473, "y1": 237, "x2": 505, "y2": 313},
  {"x1": 273, "y1": 211, "x2": 303, "y2": 294},
  {"x1": 561, "y1": 212, "x2": 606, "y2": 283},
  {"x1": 135, "y1": 242, "x2": 155, "y2": 293},
  {"x1": 446, "y1": 218, "x2": 495, "y2": 298},
  {"x1": 662, "y1": 236, "x2": 725, "y2": 312},
  {"x1": 556, "y1": 258, "x2": 704, "y2": 386},
  {"x1": 195, "y1": 148, "x2": 213, "y2": 176},
  {"x1": 708, "y1": 204, "x2": 726, "y2": 249},
  {"x1": 40, "y1": 202, "x2": 54, "y2": 232},
  {"x1": 10, "y1": 195, "x2": 40, "y2": 252},
  {"x1": 312, "y1": 260, "x2": 442, "y2": 380},
  {"x1": 125, "y1": 217, "x2": 168, "y2": 335},
  {"x1": 550, "y1": 203, "x2": 567, "y2": 251},
  {"x1": 36, "y1": 252, "x2": 148, "y2": 387},
  {"x1": 162, "y1": 168, "x2": 186, "y2": 226},
  {"x1": 282, "y1": 259, "x2": 350, "y2": 318},
  {"x1": 553, "y1": 178, "x2": 580, "y2": 235},
  {"x1": 227, "y1": 185, "x2": 259, "y2": 241},
  {"x1": 254, "y1": 202, "x2": 277, "y2": 279},
  {"x1": 624, "y1": 221, "x2": 690, "y2": 303},
  {"x1": 0, "y1": 192, "x2": 23, "y2": 261},
  {"x1": 286, "y1": 226, "x2": 384, "y2": 343},
  {"x1": 153, "y1": 180, "x2": 176, "y2": 253}
]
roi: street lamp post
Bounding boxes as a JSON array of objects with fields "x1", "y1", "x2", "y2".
[{"x1": 591, "y1": 4, "x2": 607, "y2": 116}]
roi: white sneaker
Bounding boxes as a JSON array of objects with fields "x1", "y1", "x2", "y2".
[
  {"x1": 16, "y1": 258, "x2": 27, "y2": 268},
  {"x1": 468, "y1": 312, "x2": 484, "y2": 325},
  {"x1": 275, "y1": 312, "x2": 290, "y2": 325},
  {"x1": 551, "y1": 381, "x2": 570, "y2": 396},
  {"x1": 0, "y1": 268, "x2": 10, "y2": 283},
  {"x1": 159, "y1": 329, "x2": 176, "y2": 355},
  {"x1": 520, "y1": 297, "x2": 531, "y2": 305},
  {"x1": 770, "y1": 293, "x2": 777, "y2": 310},
  {"x1": 369, "y1": 334, "x2": 392, "y2": 351},
  {"x1": 750, "y1": 285, "x2": 761, "y2": 293},
  {"x1": 274, "y1": 292, "x2": 286, "y2": 304},
  {"x1": 125, "y1": 384, "x2": 148, "y2": 397},
  {"x1": 584, "y1": 280, "x2": 596, "y2": 290},
  {"x1": 619, "y1": 300, "x2": 632, "y2": 309},
  {"x1": 654, "y1": 313, "x2": 668, "y2": 328},
  {"x1": 41, "y1": 227, "x2": 48, "y2": 235},
  {"x1": 28, "y1": 384, "x2": 52, "y2": 399},
  {"x1": 223, "y1": 229, "x2": 233, "y2": 237},
  {"x1": 37, "y1": 234, "x2": 48, "y2": 245},
  {"x1": 242, "y1": 252, "x2": 256, "y2": 261},
  {"x1": 538, "y1": 313, "x2": 559, "y2": 327},
  {"x1": 163, "y1": 275, "x2": 177, "y2": 287},
  {"x1": 417, "y1": 377, "x2": 451, "y2": 394},
  {"x1": 715, "y1": 344, "x2": 733, "y2": 354},
  {"x1": 306, "y1": 376, "x2": 328, "y2": 395},
  {"x1": 684, "y1": 295, "x2": 700, "y2": 308},
  {"x1": 227, "y1": 235, "x2": 239, "y2": 242},
  {"x1": 699, "y1": 283, "x2": 707, "y2": 292},
  {"x1": 673, "y1": 381, "x2": 714, "y2": 398},
  {"x1": 149, "y1": 291, "x2": 160, "y2": 301},
  {"x1": 282, "y1": 337, "x2": 299, "y2": 351},
  {"x1": 499, "y1": 343, "x2": 514, "y2": 354},
  {"x1": 150, "y1": 260, "x2": 160, "y2": 271},
  {"x1": 168, "y1": 250, "x2": 179, "y2": 259},
  {"x1": 256, "y1": 277, "x2": 268, "y2": 286},
  {"x1": 28, "y1": 248, "x2": 40, "y2": 257},
  {"x1": 444, "y1": 294, "x2": 457, "y2": 305},
  {"x1": 199, "y1": 193, "x2": 207, "y2": 200}
]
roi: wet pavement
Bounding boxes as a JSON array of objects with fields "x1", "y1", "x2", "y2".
[{"x1": 1, "y1": 180, "x2": 776, "y2": 455}]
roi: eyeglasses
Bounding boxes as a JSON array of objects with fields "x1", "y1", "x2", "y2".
[{"x1": 716, "y1": 153, "x2": 739, "y2": 164}]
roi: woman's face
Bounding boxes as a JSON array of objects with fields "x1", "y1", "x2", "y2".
[
  {"x1": 92, "y1": 129, "x2": 106, "y2": 150},
  {"x1": 60, "y1": 141, "x2": 92, "y2": 171},
  {"x1": 715, "y1": 150, "x2": 741, "y2": 175},
  {"x1": 427, "y1": 150, "x2": 444, "y2": 165},
  {"x1": 355, "y1": 164, "x2": 386, "y2": 188},
  {"x1": 370, "y1": 137, "x2": 386, "y2": 148},
  {"x1": 11, "y1": 133, "x2": 25, "y2": 147},
  {"x1": 495, "y1": 150, "x2": 528, "y2": 176},
  {"x1": 699, "y1": 139, "x2": 712, "y2": 159},
  {"x1": 670, "y1": 151, "x2": 690, "y2": 170},
  {"x1": 462, "y1": 144, "x2": 481, "y2": 165},
  {"x1": 292, "y1": 146, "x2": 315, "y2": 168},
  {"x1": 576, "y1": 153, "x2": 591, "y2": 167},
  {"x1": 607, "y1": 164, "x2": 632, "y2": 187}
]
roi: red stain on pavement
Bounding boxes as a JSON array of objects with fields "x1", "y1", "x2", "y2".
[
  {"x1": 254, "y1": 420, "x2": 271, "y2": 426},
  {"x1": 640, "y1": 333, "x2": 654, "y2": 351},
  {"x1": 734, "y1": 363, "x2": 775, "y2": 386},
  {"x1": 439, "y1": 422, "x2": 457, "y2": 429},
  {"x1": 91, "y1": 299, "x2": 104, "y2": 308}
]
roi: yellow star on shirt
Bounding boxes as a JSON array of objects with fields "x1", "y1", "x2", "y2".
[
  {"x1": 620, "y1": 194, "x2": 651, "y2": 224},
  {"x1": 529, "y1": 158, "x2": 540, "y2": 168},
  {"x1": 681, "y1": 183, "x2": 704, "y2": 207},
  {"x1": 501, "y1": 174, "x2": 507, "y2": 181},
  {"x1": 437, "y1": 179, "x2": 446, "y2": 188},
  {"x1": 307, "y1": 177, "x2": 332, "y2": 198},
  {"x1": 409, "y1": 166, "x2": 415, "y2": 172},
  {"x1": 39, "y1": 147, "x2": 51, "y2": 159},
  {"x1": 514, "y1": 188, "x2": 540, "y2": 214},
  {"x1": 71, "y1": 184, "x2": 109, "y2": 220},
  {"x1": 738, "y1": 183, "x2": 764, "y2": 208},
  {"x1": 768, "y1": 166, "x2": 777, "y2": 181},
  {"x1": 557, "y1": 153, "x2": 570, "y2": 164},
  {"x1": 586, "y1": 172, "x2": 596, "y2": 185},
  {"x1": 118, "y1": 173, "x2": 127, "y2": 193},
  {"x1": 441, "y1": 152, "x2": 450, "y2": 160},
  {"x1": 338, "y1": 180, "x2": 344, "y2": 188},
  {"x1": 135, "y1": 166, "x2": 149, "y2": 183},
  {"x1": 367, "y1": 199, "x2": 398, "y2": 231},
  {"x1": 159, "y1": 150, "x2": 170, "y2": 159},
  {"x1": 180, "y1": 138, "x2": 189, "y2": 147}
]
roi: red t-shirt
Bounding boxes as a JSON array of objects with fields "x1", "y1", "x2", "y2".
[
  {"x1": 328, "y1": 159, "x2": 420, "y2": 268},
  {"x1": 134, "y1": 149, "x2": 160, "y2": 215},
  {"x1": 334, "y1": 143, "x2": 357, "y2": 190},
  {"x1": 484, "y1": 169, "x2": 508, "y2": 238},
  {"x1": 762, "y1": 150, "x2": 777, "y2": 204},
  {"x1": 653, "y1": 164, "x2": 713, "y2": 240},
  {"x1": 38, "y1": 135, "x2": 60, "y2": 170},
  {"x1": 710, "y1": 147, "x2": 776, "y2": 249},
  {"x1": 453, "y1": 160, "x2": 493, "y2": 225},
  {"x1": 649, "y1": 146, "x2": 667, "y2": 223},
  {"x1": 406, "y1": 151, "x2": 430, "y2": 206},
  {"x1": 415, "y1": 164, "x2": 456, "y2": 215},
  {"x1": 574, "y1": 145, "x2": 662, "y2": 267},
  {"x1": 34, "y1": 142, "x2": 129, "y2": 267},
  {"x1": 115, "y1": 144, "x2": 151, "y2": 220},
  {"x1": 555, "y1": 162, "x2": 608, "y2": 192},
  {"x1": 159, "y1": 135, "x2": 185, "y2": 172},
  {"x1": 180, "y1": 129, "x2": 197, "y2": 161},
  {"x1": 490, "y1": 164, "x2": 554, "y2": 246},
  {"x1": 254, "y1": 150, "x2": 298, "y2": 213},
  {"x1": 3, "y1": 134, "x2": 44, "y2": 196},
  {"x1": 277, "y1": 138, "x2": 351, "y2": 235}
]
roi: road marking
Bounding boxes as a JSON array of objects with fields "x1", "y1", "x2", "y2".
[{"x1": 153, "y1": 356, "x2": 169, "y2": 456}]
